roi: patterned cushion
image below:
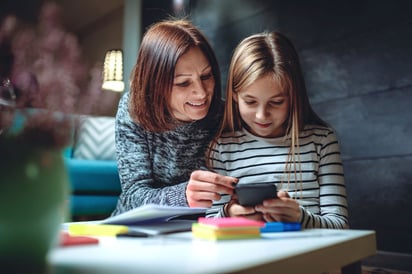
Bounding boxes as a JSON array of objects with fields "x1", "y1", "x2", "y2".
[{"x1": 72, "y1": 116, "x2": 116, "y2": 160}]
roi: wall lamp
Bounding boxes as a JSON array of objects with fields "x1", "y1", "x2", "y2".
[{"x1": 102, "y1": 49, "x2": 124, "y2": 92}]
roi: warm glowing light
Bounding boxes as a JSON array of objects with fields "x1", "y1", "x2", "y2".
[{"x1": 102, "y1": 49, "x2": 124, "y2": 92}]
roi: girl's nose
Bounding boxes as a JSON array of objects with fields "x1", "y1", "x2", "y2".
[{"x1": 256, "y1": 106, "x2": 269, "y2": 119}]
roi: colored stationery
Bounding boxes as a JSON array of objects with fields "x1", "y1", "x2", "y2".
[
  {"x1": 197, "y1": 217, "x2": 265, "y2": 228},
  {"x1": 192, "y1": 217, "x2": 265, "y2": 240},
  {"x1": 68, "y1": 224, "x2": 129, "y2": 236},
  {"x1": 260, "y1": 222, "x2": 301, "y2": 233},
  {"x1": 66, "y1": 218, "x2": 197, "y2": 237},
  {"x1": 192, "y1": 223, "x2": 261, "y2": 240},
  {"x1": 101, "y1": 204, "x2": 206, "y2": 225},
  {"x1": 59, "y1": 232, "x2": 99, "y2": 246},
  {"x1": 64, "y1": 204, "x2": 206, "y2": 238}
]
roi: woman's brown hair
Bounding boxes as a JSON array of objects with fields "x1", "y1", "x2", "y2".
[{"x1": 129, "y1": 19, "x2": 221, "y2": 132}]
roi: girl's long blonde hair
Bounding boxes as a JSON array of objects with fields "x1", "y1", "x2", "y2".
[{"x1": 207, "y1": 31, "x2": 328, "y2": 191}]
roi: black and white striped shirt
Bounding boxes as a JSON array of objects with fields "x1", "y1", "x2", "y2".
[{"x1": 207, "y1": 125, "x2": 349, "y2": 229}]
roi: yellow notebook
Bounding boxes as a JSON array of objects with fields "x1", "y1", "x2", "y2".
[
  {"x1": 68, "y1": 223, "x2": 129, "y2": 237},
  {"x1": 192, "y1": 223, "x2": 261, "y2": 240}
]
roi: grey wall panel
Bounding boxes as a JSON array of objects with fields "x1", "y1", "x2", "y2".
[
  {"x1": 344, "y1": 156, "x2": 412, "y2": 252},
  {"x1": 313, "y1": 86, "x2": 412, "y2": 159}
]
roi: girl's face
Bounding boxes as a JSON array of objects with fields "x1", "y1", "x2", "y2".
[
  {"x1": 170, "y1": 47, "x2": 215, "y2": 122},
  {"x1": 235, "y1": 74, "x2": 289, "y2": 138}
]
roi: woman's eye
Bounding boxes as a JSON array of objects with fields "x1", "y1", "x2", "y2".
[
  {"x1": 200, "y1": 73, "x2": 212, "y2": 81},
  {"x1": 175, "y1": 81, "x2": 190, "y2": 87}
]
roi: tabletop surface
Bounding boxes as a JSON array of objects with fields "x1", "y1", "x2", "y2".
[{"x1": 48, "y1": 228, "x2": 376, "y2": 274}]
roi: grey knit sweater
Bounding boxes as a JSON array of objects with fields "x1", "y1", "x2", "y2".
[{"x1": 112, "y1": 92, "x2": 223, "y2": 215}]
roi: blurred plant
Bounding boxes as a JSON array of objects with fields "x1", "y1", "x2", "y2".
[{"x1": 0, "y1": 2, "x2": 102, "y2": 149}]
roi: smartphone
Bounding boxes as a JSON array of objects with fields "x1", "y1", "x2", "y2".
[{"x1": 235, "y1": 183, "x2": 277, "y2": 206}]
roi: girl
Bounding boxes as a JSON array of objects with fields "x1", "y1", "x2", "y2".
[{"x1": 206, "y1": 31, "x2": 349, "y2": 229}]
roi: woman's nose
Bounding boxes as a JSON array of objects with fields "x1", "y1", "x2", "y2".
[{"x1": 191, "y1": 80, "x2": 207, "y2": 96}]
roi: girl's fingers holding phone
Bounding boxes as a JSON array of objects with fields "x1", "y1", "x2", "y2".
[
  {"x1": 255, "y1": 197, "x2": 301, "y2": 222},
  {"x1": 228, "y1": 202, "x2": 256, "y2": 216},
  {"x1": 277, "y1": 190, "x2": 290, "y2": 198},
  {"x1": 263, "y1": 213, "x2": 277, "y2": 222}
]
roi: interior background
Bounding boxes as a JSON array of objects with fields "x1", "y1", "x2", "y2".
[{"x1": 2, "y1": 0, "x2": 411, "y2": 270}]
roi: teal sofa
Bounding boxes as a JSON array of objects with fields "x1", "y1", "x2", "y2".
[
  {"x1": 64, "y1": 149, "x2": 120, "y2": 220},
  {"x1": 64, "y1": 115, "x2": 121, "y2": 221}
]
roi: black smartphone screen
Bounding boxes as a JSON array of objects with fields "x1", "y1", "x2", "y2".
[{"x1": 235, "y1": 183, "x2": 277, "y2": 206}]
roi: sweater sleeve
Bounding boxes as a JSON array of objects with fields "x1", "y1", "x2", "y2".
[
  {"x1": 111, "y1": 93, "x2": 189, "y2": 216},
  {"x1": 299, "y1": 129, "x2": 349, "y2": 229},
  {"x1": 206, "y1": 141, "x2": 231, "y2": 218}
]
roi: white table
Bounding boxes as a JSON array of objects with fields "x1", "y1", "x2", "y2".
[{"x1": 48, "y1": 229, "x2": 376, "y2": 274}]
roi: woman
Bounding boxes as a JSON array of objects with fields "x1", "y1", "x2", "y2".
[{"x1": 112, "y1": 19, "x2": 237, "y2": 215}]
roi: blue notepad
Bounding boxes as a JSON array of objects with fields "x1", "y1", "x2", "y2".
[{"x1": 260, "y1": 222, "x2": 301, "y2": 233}]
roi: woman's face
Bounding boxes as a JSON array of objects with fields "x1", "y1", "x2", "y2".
[
  {"x1": 235, "y1": 74, "x2": 289, "y2": 138},
  {"x1": 170, "y1": 47, "x2": 215, "y2": 122}
]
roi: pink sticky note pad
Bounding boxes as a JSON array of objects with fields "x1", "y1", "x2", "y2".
[
  {"x1": 59, "y1": 232, "x2": 99, "y2": 247},
  {"x1": 198, "y1": 217, "x2": 265, "y2": 228}
]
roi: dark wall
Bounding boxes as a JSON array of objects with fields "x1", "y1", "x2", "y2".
[
  {"x1": 189, "y1": 0, "x2": 412, "y2": 255},
  {"x1": 0, "y1": 0, "x2": 43, "y2": 23}
]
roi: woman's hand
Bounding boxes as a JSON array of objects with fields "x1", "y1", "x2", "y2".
[
  {"x1": 254, "y1": 190, "x2": 301, "y2": 222},
  {"x1": 186, "y1": 170, "x2": 237, "y2": 208}
]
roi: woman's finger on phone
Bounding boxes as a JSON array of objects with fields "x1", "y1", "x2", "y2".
[{"x1": 190, "y1": 170, "x2": 237, "y2": 191}]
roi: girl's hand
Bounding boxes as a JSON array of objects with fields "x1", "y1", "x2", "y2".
[
  {"x1": 186, "y1": 170, "x2": 237, "y2": 208},
  {"x1": 254, "y1": 190, "x2": 301, "y2": 222},
  {"x1": 224, "y1": 198, "x2": 264, "y2": 221}
]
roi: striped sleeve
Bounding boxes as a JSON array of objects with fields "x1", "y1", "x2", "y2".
[{"x1": 299, "y1": 129, "x2": 349, "y2": 229}]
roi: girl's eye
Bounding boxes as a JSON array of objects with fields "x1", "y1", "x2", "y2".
[
  {"x1": 270, "y1": 100, "x2": 285, "y2": 106},
  {"x1": 200, "y1": 73, "x2": 212, "y2": 81},
  {"x1": 244, "y1": 100, "x2": 256, "y2": 105}
]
